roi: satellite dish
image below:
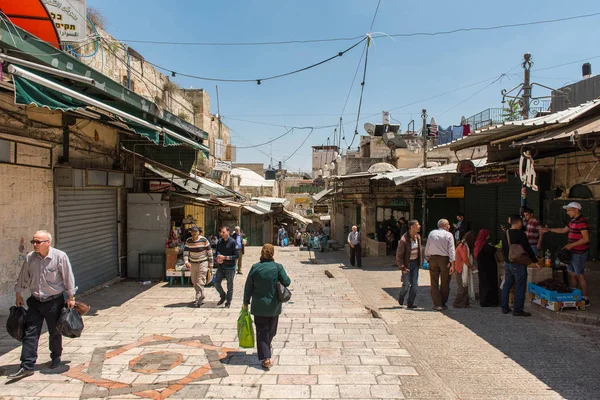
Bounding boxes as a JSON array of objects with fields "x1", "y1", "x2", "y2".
[{"x1": 364, "y1": 123, "x2": 376, "y2": 135}]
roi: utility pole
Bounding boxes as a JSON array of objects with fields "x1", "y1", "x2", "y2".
[
  {"x1": 421, "y1": 109, "x2": 428, "y2": 234},
  {"x1": 521, "y1": 53, "x2": 532, "y2": 120}
]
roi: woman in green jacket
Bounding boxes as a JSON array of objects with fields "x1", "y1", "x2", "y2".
[{"x1": 243, "y1": 244, "x2": 291, "y2": 369}]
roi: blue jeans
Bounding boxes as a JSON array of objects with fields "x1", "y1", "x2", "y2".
[
  {"x1": 568, "y1": 252, "x2": 587, "y2": 275},
  {"x1": 215, "y1": 268, "x2": 236, "y2": 304},
  {"x1": 398, "y1": 260, "x2": 420, "y2": 306},
  {"x1": 501, "y1": 262, "x2": 528, "y2": 313}
]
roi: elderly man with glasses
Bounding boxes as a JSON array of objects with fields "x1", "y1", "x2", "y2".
[
  {"x1": 425, "y1": 219, "x2": 456, "y2": 311},
  {"x1": 10, "y1": 230, "x2": 76, "y2": 379}
]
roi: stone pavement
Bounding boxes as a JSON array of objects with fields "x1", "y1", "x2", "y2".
[
  {"x1": 313, "y1": 250, "x2": 600, "y2": 400},
  {"x1": 0, "y1": 246, "x2": 435, "y2": 399}
]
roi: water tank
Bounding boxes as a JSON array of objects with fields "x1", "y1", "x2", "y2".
[
  {"x1": 582, "y1": 63, "x2": 592, "y2": 79},
  {"x1": 265, "y1": 168, "x2": 276, "y2": 180}
]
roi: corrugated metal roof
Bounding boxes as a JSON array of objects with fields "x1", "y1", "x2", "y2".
[
  {"x1": 231, "y1": 167, "x2": 275, "y2": 187},
  {"x1": 243, "y1": 204, "x2": 270, "y2": 215},
  {"x1": 433, "y1": 99, "x2": 600, "y2": 151},
  {"x1": 372, "y1": 159, "x2": 487, "y2": 186},
  {"x1": 312, "y1": 188, "x2": 333, "y2": 202},
  {"x1": 284, "y1": 210, "x2": 312, "y2": 225},
  {"x1": 146, "y1": 163, "x2": 235, "y2": 198}
]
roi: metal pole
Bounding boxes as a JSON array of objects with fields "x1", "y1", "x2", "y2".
[
  {"x1": 520, "y1": 54, "x2": 533, "y2": 214},
  {"x1": 421, "y1": 109, "x2": 428, "y2": 234}
]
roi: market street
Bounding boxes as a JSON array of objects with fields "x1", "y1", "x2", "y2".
[{"x1": 1, "y1": 246, "x2": 599, "y2": 400}]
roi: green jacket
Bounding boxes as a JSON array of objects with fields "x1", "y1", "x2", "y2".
[{"x1": 243, "y1": 261, "x2": 291, "y2": 317}]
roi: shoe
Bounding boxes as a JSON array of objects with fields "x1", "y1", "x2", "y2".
[
  {"x1": 406, "y1": 304, "x2": 417, "y2": 309},
  {"x1": 441, "y1": 304, "x2": 448, "y2": 310},
  {"x1": 584, "y1": 297, "x2": 590, "y2": 307},
  {"x1": 502, "y1": 308, "x2": 512, "y2": 314},
  {"x1": 262, "y1": 359, "x2": 272, "y2": 370},
  {"x1": 513, "y1": 311, "x2": 532, "y2": 317},
  {"x1": 225, "y1": 303, "x2": 231, "y2": 308},
  {"x1": 7, "y1": 368, "x2": 34, "y2": 379},
  {"x1": 237, "y1": 271, "x2": 243, "y2": 275},
  {"x1": 398, "y1": 298, "x2": 404, "y2": 307},
  {"x1": 433, "y1": 306, "x2": 444, "y2": 311},
  {"x1": 217, "y1": 298, "x2": 226, "y2": 306},
  {"x1": 49, "y1": 358, "x2": 61, "y2": 369}
]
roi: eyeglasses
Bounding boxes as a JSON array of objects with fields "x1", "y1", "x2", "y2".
[{"x1": 30, "y1": 240, "x2": 49, "y2": 245}]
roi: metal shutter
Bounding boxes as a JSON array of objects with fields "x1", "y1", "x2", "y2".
[
  {"x1": 465, "y1": 180, "x2": 499, "y2": 243},
  {"x1": 56, "y1": 188, "x2": 118, "y2": 292}
]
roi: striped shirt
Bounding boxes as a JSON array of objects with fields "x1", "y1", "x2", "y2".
[
  {"x1": 568, "y1": 215, "x2": 590, "y2": 254},
  {"x1": 184, "y1": 236, "x2": 214, "y2": 267},
  {"x1": 525, "y1": 217, "x2": 541, "y2": 246}
]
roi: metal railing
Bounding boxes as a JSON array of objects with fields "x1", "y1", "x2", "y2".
[{"x1": 466, "y1": 101, "x2": 551, "y2": 130}]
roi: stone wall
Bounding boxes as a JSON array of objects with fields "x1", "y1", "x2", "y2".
[
  {"x1": 537, "y1": 153, "x2": 600, "y2": 198},
  {"x1": 0, "y1": 163, "x2": 54, "y2": 311}
]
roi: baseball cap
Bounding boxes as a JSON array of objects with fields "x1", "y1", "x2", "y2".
[
  {"x1": 190, "y1": 225, "x2": 202, "y2": 232},
  {"x1": 563, "y1": 202, "x2": 582, "y2": 210}
]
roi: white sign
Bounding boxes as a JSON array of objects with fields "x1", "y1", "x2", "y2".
[
  {"x1": 214, "y1": 139, "x2": 224, "y2": 159},
  {"x1": 214, "y1": 160, "x2": 232, "y2": 172},
  {"x1": 42, "y1": 0, "x2": 87, "y2": 42},
  {"x1": 519, "y1": 153, "x2": 538, "y2": 191}
]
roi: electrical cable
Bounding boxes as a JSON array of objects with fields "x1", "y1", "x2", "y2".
[
  {"x1": 145, "y1": 37, "x2": 367, "y2": 84},
  {"x1": 109, "y1": 11, "x2": 600, "y2": 47},
  {"x1": 347, "y1": 39, "x2": 371, "y2": 149},
  {"x1": 438, "y1": 73, "x2": 508, "y2": 117},
  {"x1": 283, "y1": 128, "x2": 315, "y2": 163},
  {"x1": 233, "y1": 127, "x2": 295, "y2": 149}
]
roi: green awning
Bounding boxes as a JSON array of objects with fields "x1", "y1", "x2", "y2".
[
  {"x1": 13, "y1": 74, "x2": 86, "y2": 111},
  {"x1": 163, "y1": 132, "x2": 182, "y2": 147},
  {"x1": 130, "y1": 124, "x2": 160, "y2": 145}
]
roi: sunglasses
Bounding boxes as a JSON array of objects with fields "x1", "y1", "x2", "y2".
[{"x1": 30, "y1": 240, "x2": 49, "y2": 245}]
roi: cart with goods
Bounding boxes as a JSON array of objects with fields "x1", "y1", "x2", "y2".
[{"x1": 528, "y1": 279, "x2": 585, "y2": 312}]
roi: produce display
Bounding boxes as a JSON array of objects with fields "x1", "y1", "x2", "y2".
[{"x1": 537, "y1": 278, "x2": 572, "y2": 293}]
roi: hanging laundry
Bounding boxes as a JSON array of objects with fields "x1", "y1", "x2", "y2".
[
  {"x1": 451, "y1": 125, "x2": 464, "y2": 141},
  {"x1": 429, "y1": 118, "x2": 438, "y2": 137},
  {"x1": 462, "y1": 124, "x2": 471, "y2": 137},
  {"x1": 437, "y1": 126, "x2": 453, "y2": 145}
]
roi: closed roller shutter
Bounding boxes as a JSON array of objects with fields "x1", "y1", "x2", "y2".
[
  {"x1": 56, "y1": 188, "x2": 118, "y2": 292},
  {"x1": 465, "y1": 180, "x2": 498, "y2": 243}
]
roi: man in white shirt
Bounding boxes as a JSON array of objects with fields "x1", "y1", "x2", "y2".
[
  {"x1": 347, "y1": 225, "x2": 362, "y2": 268},
  {"x1": 425, "y1": 219, "x2": 456, "y2": 311}
]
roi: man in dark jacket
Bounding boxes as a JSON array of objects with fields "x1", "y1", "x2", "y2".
[
  {"x1": 396, "y1": 220, "x2": 422, "y2": 308},
  {"x1": 501, "y1": 215, "x2": 539, "y2": 317},
  {"x1": 215, "y1": 226, "x2": 239, "y2": 308}
]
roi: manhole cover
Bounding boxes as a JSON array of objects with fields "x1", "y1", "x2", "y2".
[{"x1": 129, "y1": 351, "x2": 184, "y2": 374}]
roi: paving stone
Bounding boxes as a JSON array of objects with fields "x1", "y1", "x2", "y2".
[
  {"x1": 310, "y1": 384, "x2": 340, "y2": 398},
  {"x1": 260, "y1": 384, "x2": 311, "y2": 398},
  {"x1": 277, "y1": 374, "x2": 318, "y2": 384},
  {"x1": 338, "y1": 384, "x2": 372, "y2": 398}
]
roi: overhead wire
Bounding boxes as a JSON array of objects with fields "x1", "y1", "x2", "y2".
[{"x1": 109, "y1": 12, "x2": 600, "y2": 47}]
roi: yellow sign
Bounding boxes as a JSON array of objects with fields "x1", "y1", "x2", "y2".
[
  {"x1": 295, "y1": 197, "x2": 310, "y2": 205},
  {"x1": 446, "y1": 186, "x2": 465, "y2": 198}
]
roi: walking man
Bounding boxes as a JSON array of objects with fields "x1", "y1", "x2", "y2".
[
  {"x1": 215, "y1": 226, "x2": 239, "y2": 308},
  {"x1": 396, "y1": 220, "x2": 422, "y2": 309},
  {"x1": 278, "y1": 226, "x2": 286, "y2": 248},
  {"x1": 425, "y1": 219, "x2": 456, "y2": 311},
  {"x1": 452, "y1": 213, "x2": 471, "y2": 242},
  {"x1": 502, "y1": 215, "x2": 539, "y2": 316},
  {"x1": 184, "y1": 226, "x2": 213, "y2": 307},
  {"x1": 321, "y1": 224, "x2": 330, "y2": 252},
  {"x1": 541, "y1": 202, "x2": 590, "y2": 306},
  {"x1": 232, "y1": 226, "x2": 245, "y2": 275},
  {"x1": 347, "y1": 225, "x2": 362, "y2": 268},
  {"x1": 10, "y1": 230, "x2": 76, "y2": 379},
  {"x1": 523, "y1": 208, "x2": 542, "y2": 256}
]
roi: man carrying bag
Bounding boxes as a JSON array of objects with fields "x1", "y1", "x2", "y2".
[{"x1": 500, "y1": 215, "x2": 539, "y2": 317}]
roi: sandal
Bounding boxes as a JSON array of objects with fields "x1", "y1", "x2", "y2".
[{"x1": 262, "y1": 359, "x2": 272, "y2": 370}]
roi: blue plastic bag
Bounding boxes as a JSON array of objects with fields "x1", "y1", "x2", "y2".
[
  {"x1": 283, "y1": 237, "x2": 289, "y2": 246},
  {"x1": 422, "y1": 260, "x2": 429, "y2": 270}
]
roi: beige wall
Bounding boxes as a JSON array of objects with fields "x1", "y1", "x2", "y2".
[
  {"x1": 0, "y1": 164, "x2": 54, "y2": 311},
  {"x1": 537, "y1": 153, "x2": 600, "y2": 198}
]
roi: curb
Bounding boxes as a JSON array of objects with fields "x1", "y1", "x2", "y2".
[{"x1": 530, "y1": 303, "x2": 600, "y2": 327}]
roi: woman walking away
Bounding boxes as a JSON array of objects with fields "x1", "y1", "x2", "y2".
[
  {"x1": 453, "y1": 231, "x2": 476, "y2": 308},
  {"x1": 243, "y1": 244, "x2": 291, "y2": 370},
  {"x1": 475, "y1": 229, "x2": 500, "y2": 307}
]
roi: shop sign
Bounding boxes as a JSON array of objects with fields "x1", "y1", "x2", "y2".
[
  {"x1": 475, "y1": 165, "x2": 508, "y2": 185},
  {"x1": 295, "y1": 197, "x2": 310, "y2": 205},
  {"x1": 457, "y1": 160, "x2": 476, "y2": 176},
  {"x1": 314, "y1": 205, "x2": 329, "y2": 214},
  {"x1": 446, "y1": 186, "x2": 465, "y2": 198},
  {"x1": 42, "y1": 0, "x2": 87, "y2": 42},
  {"x1": 389, "y1": 198, "x2": 409, "y2": 208},
  {"x1": 519, "y1": 154, "x2": 538, "y2": 191},
  {"x1": 343, "y1": 186, "x2": 370, "y2": 194},
  {"x1": 342, "y1": 177, "x2": 371, "y2": 187},
  {"x1": 214, "y1": 160, "x2": 232, "y2": 172}
]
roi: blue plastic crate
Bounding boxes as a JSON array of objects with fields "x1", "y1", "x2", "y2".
[{"x1": 528, "y1": 283, "x2": 582, "y2": 302}]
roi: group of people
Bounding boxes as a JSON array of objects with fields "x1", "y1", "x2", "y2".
[
  {"x1": 395, "y1": 201, "x2": 590, "y2": 314},
  {"x1": 9, "y1": 227, "x2": 291, "y2": 378},
  {"x1": 378, "y1": 217, "x2": 409, "y2": 255}
]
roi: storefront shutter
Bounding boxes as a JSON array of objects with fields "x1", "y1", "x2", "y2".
[
  {"x1": 56, "y1": 188, "x2": 118, "y2": 292},
  {"x1": 465, "y1": 180, "x2": 498, "y2": 243}
]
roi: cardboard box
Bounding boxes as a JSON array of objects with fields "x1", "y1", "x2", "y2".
[{"x1": 527, "y1": 267, "x2": 553, "y2": 284}]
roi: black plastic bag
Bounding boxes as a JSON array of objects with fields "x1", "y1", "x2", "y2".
[
  {"x1": 56, "y1": 307, "x2": 84, "y2": 338},
  {"x1": 6, "y1": 306, "x2": 27, "y2": 342}
]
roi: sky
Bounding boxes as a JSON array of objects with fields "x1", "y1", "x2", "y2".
[{"x1": 87, "y1": 0, "x2": 600, "y2": 172}]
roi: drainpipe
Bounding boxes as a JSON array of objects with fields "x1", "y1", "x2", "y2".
[{"x1": 59, "y1": 114, "x2": 76, "y2": 164}]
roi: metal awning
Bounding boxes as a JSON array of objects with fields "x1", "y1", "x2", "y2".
[
  {"x1": 145, "y1": 163, "x2": 235, "y2": 198},
  {"x1": 433, "y1": 99, "x2": 600, "y2": 151},
  {"x1": 284, "y1": 210, "x2": 312, "y2": 225},
  {"x1": 312, "y1": 188, "x2": 333, "y2": 203},
  {"x1": 243, "y1": 204, "x2": 271, "y2": 215},
  {"x1": 8, "y1": 64, "x2": 210, "y2": 155},
  {"x1": 372, "y1": 159, "x2": 487, "y2": 186},
  {"x1": 512, "y1": 116, "x2": 600, "y2": 146}
]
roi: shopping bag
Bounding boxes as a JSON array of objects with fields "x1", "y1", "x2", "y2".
[
  {"x1": 237, "y1": 308, "x2": 255, "y2": 348},
  {"x1": 283, "y1": 237, "x2": 289, "y2": 246},
  {"x1": 6, "y1": 306, "x2": 27, "y2": 342},
  {"x1": 56, "y1": 307, "x2": 84, "y2": 338},
  {"x1": 206, "y1": 268, "x2": 213, "y2": 283}
]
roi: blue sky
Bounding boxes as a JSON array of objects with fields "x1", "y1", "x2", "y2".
[{"x1": 87, "y1": 0, "x2": 600, "y2": 172}]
